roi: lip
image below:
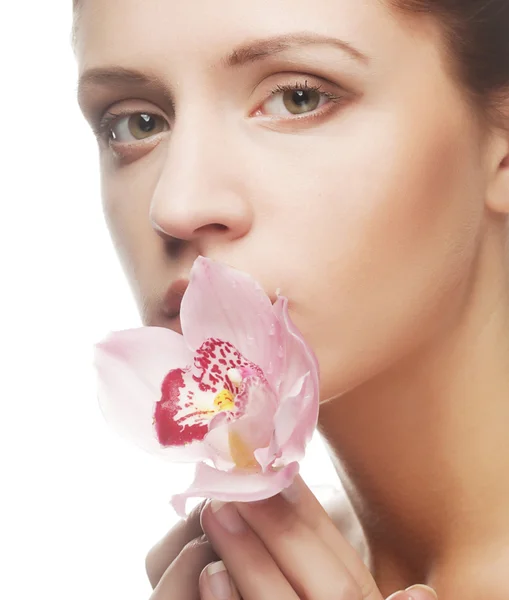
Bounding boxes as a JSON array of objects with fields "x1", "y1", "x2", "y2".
[
  {"x1": 163, "y1": 278, "x2": 190, "y2": 318},
  {"x1": 166, "y1": 313, "x2": 183, "y2": 336}
]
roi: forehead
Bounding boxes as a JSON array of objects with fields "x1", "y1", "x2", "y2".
[{"x1": 75, "y1": 0, "x2": 429, "y2": 73}]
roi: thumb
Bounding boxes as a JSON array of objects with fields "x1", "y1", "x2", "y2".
[{"x1": 405, "y1": 584, "x2": 439, "y2": 599}]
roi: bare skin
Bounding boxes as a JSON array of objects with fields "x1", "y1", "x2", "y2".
[
  {"x1": 144, "y1": 485, "x2": 378, "y2": 599},
  {"x1": 74, "y1": 0, "x2": 509, "y2": 597}
]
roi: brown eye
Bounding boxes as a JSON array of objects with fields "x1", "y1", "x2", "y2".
[
  {"x1": 259, "y1": 82, "x2": 342, "y2": 118},
  {"x1": 110, "y1": 113, "x2": 168, "y2": 142},
  {"x1": 281, "y1": 89, "x2": 321, "y2": 115},
  {"x1": 128, "y1": 114, "x2": 165, "y2": 139}
]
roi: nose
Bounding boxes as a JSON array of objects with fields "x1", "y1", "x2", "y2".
[{"x1": 149, "y1": 115, "x2": 253, "y2": 246}]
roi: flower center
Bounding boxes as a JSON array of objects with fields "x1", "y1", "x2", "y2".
[
  {"x1": 213, "y1": 389, "x2": 235, "y2": 412},
  {"x1": 211, "y1": 368, "x2": 244, "y2": 413},
  {"x1": 228, "y1": 431, "x2": 260, "y2": 470}
]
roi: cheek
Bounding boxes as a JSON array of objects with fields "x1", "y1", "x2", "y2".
[
  {"x1": 261, "y1": 107, "x2": 485, "y2": 399},
  {"x1": 100, "y1": 162, "x2": 162, "y2": 300}
]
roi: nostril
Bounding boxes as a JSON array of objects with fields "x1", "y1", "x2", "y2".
[
  {"x1": 165, "y1": 236, "x2": 186, "y2": 258},
  {"x1": 195, "y1": 223, "x2": 228, "y2": 235}
]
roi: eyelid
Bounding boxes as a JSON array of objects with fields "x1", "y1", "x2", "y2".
[
  {"x1": 252, "y1": 79, "x2": 346, "y2": 119},
  {"x1": 95, "y1": 74, "x2": 349, "y2": 147},
  {"x1": 93, "y1": 108, "x2": 169, "y2": 142}
]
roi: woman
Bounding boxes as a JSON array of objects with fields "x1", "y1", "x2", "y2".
[{"x1": 73, "y1": 0, "x2": 509, "y2": 598}]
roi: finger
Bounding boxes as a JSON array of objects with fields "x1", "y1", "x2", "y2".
[
  {"x1": 403, "y1": 585, "x2": 439, "y2": 599},
  {"x1": 146, "y1": 499, "x2": 209, "y2": 588},
  {"x1": 278, "y1": 475, "x2": 380, "y2": 599},
  {"x1": 150, "y1": 535, "x2": 218, "y2": 599},
  {"x1": 199, "y1": 561, "x2": 241, "y2": 600},
  {"x1": 234, "y1": 480, "x2": 381, "y2": 600},
  {"x1": 202, "y1": 499, "x2": 361, "y2": 600},
  {"x1": 201, "y1": 502, "x2": 299, "y2": 600}
]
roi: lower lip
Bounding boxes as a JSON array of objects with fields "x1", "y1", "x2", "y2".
[
  {"x1": 164, "y1": 309, "x2": 180, "y2": 320},
  {"x1": 168, "y1": 314, "x2": 183, "y2": 335},
  {"x1": 162, "y1": 301, "x2": 181, "y2": 318},
  {"x1": 163, "y1": 279, "x2": 189, "y2": 317}
]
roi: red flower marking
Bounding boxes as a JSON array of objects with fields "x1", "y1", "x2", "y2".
[
  {"x1": 155, "y1": 368, "x2": 209, "y2": 446},
  {"x1": 154, "y1": 338, "x2": 267, "y2": 447}
]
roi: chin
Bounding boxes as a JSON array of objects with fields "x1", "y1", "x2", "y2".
[{"x1": 143, "y1": 310, "x2": 183, "y2": 336}]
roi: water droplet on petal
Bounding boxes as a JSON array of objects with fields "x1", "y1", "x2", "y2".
[
  {"x1": 278, "y1": 345, "x2": 284, "y2": 358},
  {"x1": 247, "y1": 335, "x2": 255, "y2": 344},
  {"x1": 267, "y1": 361, "x2": 273, "y2": 374},
  {"x1": 269, "y1": 323, "x2": 276, "y2": 336}
]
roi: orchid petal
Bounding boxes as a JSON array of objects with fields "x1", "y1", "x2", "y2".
[
  {"x1": 203, "y1": 423, "x2": 238, "y2": 471},
  {"x1": 256, "y1": 375, "x2": 309, "y2": 470},
  {"x1": 171, "y1": 461, "x2": 300, "y2": 517},
  {"x1": 154, "y1": 366, "x2": 211, "y2": 447},
  {"x1": 95, "y1": 327, "x2": 194, "y2": 391},
  {"x1": 180, "y1": 257, "x2": 282, "y2": 389},
  {"x1": 272, "y1": 296, "x2": 320, "y2": 447},
  {"x1": 254, "y1": 435, "x2": 282, "y2": 472},
  {"x1": 94, "y1": 259, "x2": 321, "y2": 504},
  {"x1": 204, "y1": 378, "x2": 277, "y2": 471},
  {"x1": 94, "y1": 327, "x2": 210, "y2": 462},
  {"x1": 272, "y1": 296, "x2": 320, "y2": 400},
  {"x1": 153, "y1": 338, "x2": 264, "y2": 449},
  {"x1": 274, "y1": 373, "x2": 318, "y2": 464}
]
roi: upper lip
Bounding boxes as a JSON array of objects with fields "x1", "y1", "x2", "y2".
[{"x1": 163, "y1": 278, "x2": 190, "y2": 318}]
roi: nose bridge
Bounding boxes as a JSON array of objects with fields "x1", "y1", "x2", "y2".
[
  {"x1": 149, "y1": 105, "x2": 246, "y2": 239},
  {"x1": 158, "y1": 106, "x2": 224, "y2": 197}
]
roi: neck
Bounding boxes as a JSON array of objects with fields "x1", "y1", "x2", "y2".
[{"x1": 318, "y1": 223, "x2": 509, "y2": 591}]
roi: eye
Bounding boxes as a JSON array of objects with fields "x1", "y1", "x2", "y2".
[
  {"x1": 98, "y1": 112, "x2": 169, "y2": 143},
  {"x1": 256, "y1": 81, "x2": 345, "y2": 118}
]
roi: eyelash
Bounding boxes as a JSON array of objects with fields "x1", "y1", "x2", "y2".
[{"x1": 95, "y1": 80, "x2": 345, "y2": 143}]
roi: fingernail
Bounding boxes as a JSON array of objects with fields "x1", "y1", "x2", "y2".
[
  {"x1": 280, "y1": 478, "x2": 300, "y2": 504},
  {"x1": 210, "y1": 500, "x2": 246, "y2": 534},
  {"x1": 206, "y1": 561, "x2": 232, "y2": 600},
  {"x1": 406, "y1": 584, "x2": 438, "y2": 599},
  {"x1": 386, "y1": 593, "x2": 413, "y2": 600}
]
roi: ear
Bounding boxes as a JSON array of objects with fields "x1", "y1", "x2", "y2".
[{"x1": 485, "y1": 125, "x2": 509, "y2": 215}]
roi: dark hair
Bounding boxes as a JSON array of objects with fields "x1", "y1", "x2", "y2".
[
  {"x1": 72, "y1": 0, "x2": 509, "y2": 131},
  {"x1": 390, "y1": 0, "x2": 509, "y2": 133}
]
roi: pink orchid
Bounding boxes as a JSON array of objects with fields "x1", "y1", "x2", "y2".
[{"x1": 93, "y1": 257, "x2": 320, "y2": 516}]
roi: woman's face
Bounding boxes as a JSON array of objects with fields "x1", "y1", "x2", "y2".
[{"x1": 76, "y1": 0, "x2": 492, "y2": 402}]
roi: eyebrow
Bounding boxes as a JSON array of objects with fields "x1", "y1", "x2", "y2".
[
  {"x1": 223, "y1": 31, "x2": 369, "y2": 68},
  {"x1": 77, "y1": 31, "x2": 369, "y2": 105}
]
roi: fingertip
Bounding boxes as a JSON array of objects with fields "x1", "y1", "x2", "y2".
[
  {"x1": 280, "y1": 477, "x2": 302, "y2": 504},
  {"x1": 405, "y1": 584, "x2": 439, "y2": 599},
  {"x1": 199, "y1": 498, "x2": 212, "y2": 530},
  {"x1": 201, "y1": 561, "x2": 239, "y2": 600}
]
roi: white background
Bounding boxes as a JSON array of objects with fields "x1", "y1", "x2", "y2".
[{"x1": 0, "y1": 3, "x2": 340, "y2": 599}]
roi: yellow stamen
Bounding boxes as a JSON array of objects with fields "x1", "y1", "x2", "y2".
[
  {"x1": 212, "y1": 389, "x2": 258, "y2": 469},
  {"x1": 213, "y1": 389, "x2": 235, "y2": 412},
  {"x1": 228, "y1": 431, "x2": 259, "y2": 470}
]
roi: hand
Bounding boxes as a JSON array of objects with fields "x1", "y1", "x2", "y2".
[
  {"x1": 145, "y1": 499, "x2": 219, "y2": 599},
  {"x1": 144, "y1": 475, "x2": 438, "y2": 600},
  {"x1": 198, "y1": 475, "x2": 438, "y2": 600}
]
